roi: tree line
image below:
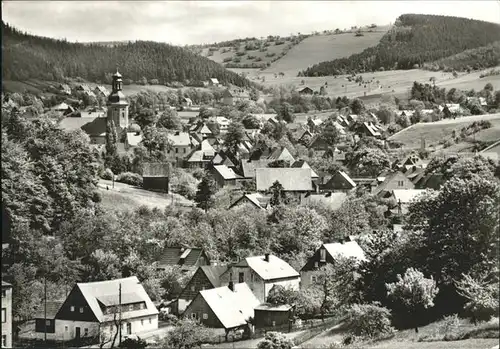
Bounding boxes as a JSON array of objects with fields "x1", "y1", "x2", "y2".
[
  {"x1": 1, "y1": 22, "x2": 254, "y2": 88},
  {"x1": 301, "y1": 14, "x2": 500, "y2": 76}
]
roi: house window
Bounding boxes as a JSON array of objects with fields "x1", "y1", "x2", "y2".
[
  {"x1": 239, "y1": 272, "x2": 244, "y2": 283},
  {"x1": 46, "y1": 320, "x2": 51, "y2": 326},
  {"x1": 203, "y1": 313, "x2": 208, "y2": 320},
  {"x1": 191, "y1": 313, "x2": 197, "y2": 320},
  {"x1": 1, "y1": 308, "x2": 6, "y2": 323},
  {"x1": 184, "y1": 148, "x2": 187, "y2": 154},
  {"x1": 79, "y1": 307, "x2": 84, "y2": 313},
  {"x1": 191, "y1": 286, "x2": 195, "y2": 292},
  {"x1": 398, "y1": 180, "x2": 404, "y2": 187},
  {"x1": 229, "y1": 273, "x2": 233, "y2": 281},
  {"x1": 65, "y1": 326, "x2": 68, "y2": 332},
  {"x1": 84, "y1": 328, "x2": 89, "y2": 336},
  {"x1": 1, "y1": 290, "x2": 6, "y2": 298},
  {"x1": 314, "y1": 262, "x2": 319, "y2": 268},
  {"x1": 175, "y1": 148, "x2": 179, "y2": 154},
  {"x1": 311, "y1": 275, "x2": 317, "y2": 283},
  {"x1": 140, "y1": 303, "x2": 146, "y2": 310},
  {"x1": 251, "y1": 272, "x2": 254, "y2": 283},
  {"x1": 272, "y1": 321, "x2": 276, "y2": 327},
  {"x1": 320, "y1": 248, "x2": 326, "y2": 262},
  {"x1": 2, "y1": 335, "x2": 6, "y2": 347},
  {"x1": 149, "y1": 318, "x2": 152, "y2": 324},
  {"x1": 70, "y1": 306, "x2": 75, "y2": 312},
  {"x1": 128, "y1": 305, "x2": 134, "y2": 312},
  {"x1": 141, "y1": 319, "x2": 144, "y2": 326}
]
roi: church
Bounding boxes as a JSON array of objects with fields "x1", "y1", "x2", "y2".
[{"x1": 107, "y1": 70, "x2": 130, "y2": 140}]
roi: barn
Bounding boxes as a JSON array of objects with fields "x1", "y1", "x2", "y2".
[{"x1": 142, "y1": 163, "x2": 171, "y2": 192}]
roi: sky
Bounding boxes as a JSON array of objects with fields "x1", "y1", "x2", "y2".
[{"x1": 2, "y1": 1, "x2": 500, "y2": 45}]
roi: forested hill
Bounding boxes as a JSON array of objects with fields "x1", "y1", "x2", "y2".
[
  {"x1": 1, "y1": 22, "x2": 252, "y2": 87},
  {"x1": 301, "y1": 14, "x2": 500, "y2": 76}
]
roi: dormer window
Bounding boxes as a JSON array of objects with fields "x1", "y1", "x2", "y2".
[{"x1": 320, "y1": 248, "x2": 326, "y2": 262}]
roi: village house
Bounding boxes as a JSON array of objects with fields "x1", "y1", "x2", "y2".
[
  {"x1": 300, "y1": 241, "x2": 367, "y2": 288},
  {"x1": 372, "y1": 171, "x2": 415, "y2": 197},
  {"x1": 267, "y1": 146, "x2": 296, "y2": 163},
  {"x1": 52, "y1": 102, "x2": 76, "y2": 116},
  {"x1": 255, "y1": 168, "x2": 313, "y2": 195},
  {"x1": 291, "y1": 160, "x2": 319, "y2": 181},
  {"x1": 2, "y1": 281, "x2": 12, "y2": 348},
  {"x1": 142, "y1": 162, "x2": 170, "y2": 192},
  {"x1": 125, "y1": 124, "x2": 142, "y2": 150},
  {"x1": 182, "y1": 283, "x2": 259, "y2": 335},
  {"x1": 208, "y1": 78, "x2": 220, "y2": 87},
  {"x1": 210, "y1": 165, "x2": 243, "y2": 189},
  {"x1": 94, "y1": 85, "x2": 109, "y2": 98},
  {"x1": 51, "y1": 276, "x2": 158, "y2": 343},
  {"x1": 320, "y1": 170, "x2": 356, "y2": 192},
  {"x1": 307, "y1": 135, "x2": 329, "y2": 151},
  {"x1": 166, "y1": 131, "x2": 192, "y2": 163},
  {"x1": 189, "y1": 121, "x2": 213, "y2": 139},
  {"x1": 299, "y1": 192, "x2": 348, "y2": 210},
  {"x1": 58, "y1": 83, "x2": 72, "y2": 95},
  {"x1": 389, "y1": 189, "x2": 427, "y2": 215},
  {"x1": 219, "y1": 254, "x2": 300, "y2": 303},
  {"x1": 211, "y1": 116, "x2": 231, "y2": 133},
  {"x1": 155, "y1": 247, "x2": 210, "y2": 272},
  {"x1": 359, "y1": 122, "x2": 383, "y2": 138},
  {"x1": 185, "y1": 139, "x2": 216, "y2": 168},
  {"x1": 240, "y1": 159, "x2": 273, "y2": 179},
  {"x1": 175, "y1": 266, "x2": 228, "y2": 314},
  {"x1": 181, "y1": 97, "x2": 193, "y2": 108},
  {"x1": 29, "y1": 301, "x2": 64, "y2": 341},
  {"x1": 307, "y1": 118, "x2": 323, "y2": 132},
  {"x1": 59, "y1": 115, "x2": 107, "y2": 144},
  {"x1": 298, "y1": 87, "x2": 313, "y2": 95},
  {"x1": 228, "y1": 193, "x2": 271, "y2": 210},
  {"x1": 212, "y1": 150, "x2": 238, "y2": 168},
  {"x1": 222, "y1": 89, "x2": 234, "y2": 106}
]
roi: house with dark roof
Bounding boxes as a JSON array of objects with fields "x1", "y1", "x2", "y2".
[
  {"x1": 59, "y1": 115, "x2": 107, "y2": 144},
  {"x1": 183, "y1": 283, "x2": 259, "y2": 333},
  {"x1": 212, "y1": 150, "x2": 238, "y2": 168},
  {"x1": 175, "y1": 266, "x2": 228, "y2": 314},
  {"x1": 300, "y1": 241, "x2": 367, "y2": 288},
  {"x1": 298, "y1": 87, "x2": 313, "y2": 95},
  {"x1": 267, "y1": 146, "x2": 295, "y2": 163},
  {"x1": 372, "y1": 171, "x2": 415, "y2": 197},
  {"x1": 27, "y1": 301, "x2": 65, "y2": 340},
  {"x1": 53, "y1": 276, "x2": 158, "y2": 343},
  {"x1": 94, "y1": 85, "x2": 109, "y2": 98},
  {"x1": 155, "y1": 247, "x2": 210, "y2": 272},
  {"x1": 255, "y1": 168, "x2": 313, "y2": 193},
  {"x1": 142, "y1": 163, "x2": 170, "y2": 192},
  {"x1": 307, "y1": 118, "x2": 323, "y2": 132},
  {"x1": 219, "y1": 254, "x2": 300, "y2": 303},
  {"x1": 228, "y1": 193, "x2": 271, "y2": 210},
  {"x1": 210, "y1": 165, "x2": 243, "y2": 188},
  {"x1": 184, "y1": 139, "x2": 216, "y2": 168},
  {"x1": 321, "y1": 170, "x2": 356, "y2": 192},
  {"x1": 254, "y1": 303, "x2": 293, "y2": 330},
  {"x1": 222, "y1": 89, "x2": 234, "y2": 106}
]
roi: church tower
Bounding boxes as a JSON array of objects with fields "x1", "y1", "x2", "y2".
[{"x1": 107, "y1": 70, "x2": 129, "y2": 133}]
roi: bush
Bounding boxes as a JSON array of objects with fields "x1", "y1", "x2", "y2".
[
  {"x1": 101, "y1": 168, "x2": 114, "y2": 180},
  {"x1": 119, "y1": 336, "x2": 148, "y2": 348},
  {"x1": 159, "y1": 312, "x2": 179, "y2": 325},
  {"x1": 116, "y1": 172, "x2": 143, "y2": 186},
  {"x1": 345, "y1": 303, "x2": 394, "y2": 338},
  {"x1": 257, "y1": 332, "x2": 294, "y2": 349}
]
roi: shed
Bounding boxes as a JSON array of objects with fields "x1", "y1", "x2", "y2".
[
  {"x1": 142, "y1": 163, "x2": 171, "y2": 192},
  {"x1": 254, "y1": 304, "x2": 293, "y2": 330}
]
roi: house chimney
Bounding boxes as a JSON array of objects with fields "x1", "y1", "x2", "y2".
[
  {"x1": 228, "y1": 281, "x2": 234, "y2": 292},
  {"x1": 264, "y1": 253, "x2": 270, "y2": 262}
]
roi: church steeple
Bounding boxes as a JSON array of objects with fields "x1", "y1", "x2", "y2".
[
  {"x1": 112, "y1": 70, "x2": 123, "y2": 92},
  {"x1": 107, "y1": 69, "x2": 129, "y2": 132}
]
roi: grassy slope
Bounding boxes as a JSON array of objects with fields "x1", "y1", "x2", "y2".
[
  {"x1": 98, "y1": 179, "x2": 193, "y2": 212},
  {"x1": 264, "y1": 28, "x2": 390, "y2": 76},
  {"x1": 388, "y1": 114, "x2": 500, "y2": 150}
]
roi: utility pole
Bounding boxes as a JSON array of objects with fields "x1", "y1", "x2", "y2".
[
  {"x1": 112, "y1": 174, "x2": 115, "y2": 189},
  {"x1": 44, "y1": 277, "x2": 47, "y2": 342},
  {"x1": 118, "y1": 283, "x2": 122, "y2": 346}
]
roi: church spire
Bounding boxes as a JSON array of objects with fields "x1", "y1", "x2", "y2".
[{"x1": 112, "y1": 68, "x2": 123, "y2": 92}]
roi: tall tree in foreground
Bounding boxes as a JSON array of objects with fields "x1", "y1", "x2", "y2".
[
  {"x1": 269, "y1": 180, "x2": 288, "y2": 207},
  {"x1": 386, "y1": 268, "x2": 439, "y2": 333},
  {"x1": 194, "y1": 172, "x2": 217, "y2": 212},
  {"x1": 224, "y1": 121, "x2": 246, "y2": 154}
]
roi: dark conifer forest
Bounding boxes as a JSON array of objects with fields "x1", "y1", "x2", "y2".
[
  {"x1": 301, "y1": 14, "x2": 500, "y2": 76},
  {"x1": 1, "y1": 22, "x2": 253, "y2": 87}
]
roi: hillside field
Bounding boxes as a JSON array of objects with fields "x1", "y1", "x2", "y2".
[
  {"x1": 264, "y1": 27, "x2": 390, "y2": 76},
  {"x1": 388, "y1": 114, "x2": 500, "y2": 150}
]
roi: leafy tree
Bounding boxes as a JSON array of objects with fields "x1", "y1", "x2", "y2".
[
  {"x1": 134, "y1": 108, "x2": 158, "y2": 129},
  {"x1": 141, "y1": 126, "x2": 172, "y2": 159},
  {"x1": 396, "y1": 114, "x2": 411, "y2": 128},
  {"x1": 249, "y1": 88, "x2": 260, "y2": 101},
  {"x1": 158, "y1": 109, "x2": 182, "y2": 130},
  {"x1": 345, "y1": 303, "x2": 394, "y2": 338},
  {"x1": 198, "y1": 106, "x2": 214, "y2": 119},
  {"x1": 350, "y1": 98, "x2": 365, "y2": 114},
  {"x1": 267, "y1": 285, "x2": 299, "y2": 305},
  {"x1": 406, "y1": 175, "x2": 499, "y2": 286},
  {"x1": 224, "y1": 121, "x2": 246, "y2": 154},
  {"x1": 257, "y1": 332, "x2": 294, "y2": 349},
  {"x1": 162, "y1": 319, "x2": 214, "y2": 349},
  {"x1": 327, "y1": 197, "x2": 371, "y2": 240},
  {"x1": 268, "y1": 160, "x2": 290, "y2": 168},
  {"x1": 269, "y1": 181, "x2": 288, "y2": 207},
  {"x1": 318, "y1": 119, "x2": 341, "y2": 147},
  {"x1": 386, "y1": 267, "x2": 439, "y2": 333},
  {"x1": 194, "y1": 172, "x2": 218, "y2": 212},
  {"x1": 159, "y1": 265, "x2": 193, "y2": 300},
  {"x1": 347, "y1": 147, "x2": 391, "y2": 177},
  {"x1": 277, "y1": 102, "x2": 295, "y2": 123},
  {"x1": 376, "y1": 106, "x2": 395, "y2": 125},
  {"x1": 454, "y1": 271, "x2": 499, "y2": 323},
  {"x1": 242, "y1": 114, "x2": 261, "y2": 129}
]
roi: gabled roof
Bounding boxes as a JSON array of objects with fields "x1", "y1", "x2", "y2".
[
  {"x1": 229, "y1": 255, "x2": 299, "y2": 281},
  {"x1": 256, "y1": 168, "x2": 312, "y2": 191},
  {"x1": 323, "y1": 241, "x2": 367, "y2": 262},
  {"x1": 255, "y1": 304, "x2": 292, "y2": 311},
  {"x1": 59, "y1": 116, "x2": 107, "y2": 136},
  {"x1": 291, "y1": 160, "x2": 318, "y2": 178},
  {"x1": 229, "y1": 193, "x2": 271, "y2": 210},
  {"x1": 73, "y1": 276, "x2": 158, "y2": 323},
  {"x1": 213, "y1": 165, "x2": 241, "y2": 180},
  {"x1": 223, "y1": 89, "x2": 233, "y2": 98},
  {"x1": 241, "y1": 160, "x2": 272, "y2": 178},
  {"x1": 197, "y1": 283, "x2": 259, "y2": 330},
  {"x1": 52, "y1": 102, "x2": 70, "y2": 111},
  {"x1": 267, "y1": 147, "x2": 295, "y2": 162},
  {"x1": 338, "y1": 171, "x2": 356, "y2": 188},
  {"x1": 373, "y1": 171, "x2": 414, "y2": 195},
  {"x1": 156, "y1": 247, "x2": 207, "y2": 267},
  {"x1": 363, "y1": 122, "x2": 381, "y2": 137},
  {"x1": 167, "y1": 132, "x2": 191, "y2": 147},
  {"x1": 308, "y1": 118, "x2": 323, "y2": 126},
  {"x1": 199, "y1": 266, "x2": 228, "y2": 288},
  {"x1": 143, "y1": 163, "x2": 170, "y2": 177},
  {"x1": 210, "y1": 78, "x2": 219, "y2": 84},
  {"x1": 391, "y1": 189, "x2": 426, "y2": 204},
  {"x1": 35, "y1": 301, "x2": 64, "y2": 319}
]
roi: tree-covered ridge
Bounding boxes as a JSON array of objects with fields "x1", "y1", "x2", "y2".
[
  {"x1": 1, "y1": 22, "x2": 253, "y2": 87},
  {"x1": 301, "y1": 14, "x2": 500, "y2": 76}
]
